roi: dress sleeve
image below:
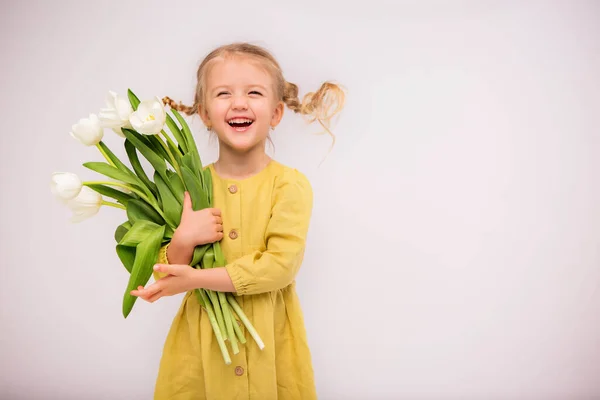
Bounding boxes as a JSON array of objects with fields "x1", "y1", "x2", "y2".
[
  {"x1": 225, "y1": 169, "x2": 314, "y2": 295},
  {"x1": 153, "y1": 243, "x2": 170, "y2": 281}
]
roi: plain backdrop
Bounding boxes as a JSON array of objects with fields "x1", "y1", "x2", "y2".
[{"x1": 1, "y1": 0, "x2": 599, "y2": 399}]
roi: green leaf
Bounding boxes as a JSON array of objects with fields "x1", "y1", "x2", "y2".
[
  {"x1": 171, "y1": 109, "x2": 203, "y2": 174},
  {"x1": 165, "y1": 113, "x2": 188, "y2": 153},
  {"x1": 167, "y1": 170, "x2": 185, "y2": 204},
  {"x1": 147, "y1": 135, "x2": 171, "y2": 163},
  {"x1": 85, "y1": 183, "x2": 134, "y2": 206},
  {"x1": 181, "y1": 165, "x2": 209, "y2": 210},
  {"x1": 127, "y1": 89, "x2": 141, "y2": 111},
  {"x1": 202, "y1": 247, "x2": 215, "y2": 269},
  {"x1": 180, "y1": 153, "x2": 196, "y2": 174},
  {"x1": 181, "y1": 153, "x2": 203, "y2": 189},
  {"x1": 202, "y1": 167, "x2": 213, "y2": 207},
  {"x1": 97, "y1": 141, "x2": 138, "y2": 178},
  {"x1": 121, "y1": 128, "x2": 168, "y2": 179},
  {"x1": 119, "y1": 219, "x2": 162, "y2": 247},
  {"x1": 122, "y1": 224, "x2": 166, "y2": 318},
  {"x1": 126, "y1": 199, "x2": 165, "y2": 226},
  {"x1": 190, "y1": 244, "x2": 210, "y2": 268},
  {"x1": 154, "y1": 171, "x2": 181, "y2": 227},
  {"x1": 115, "y1": 221, "x2": 132, "y2": 243},
  {"x1": 83, "y1": 162, "x2": 144, "y2": 188},
  {"x1": 116, "y1": 245, "x2": 135, "y2": 273},
  {"x1": 213, "y1": 242, "x2": 226, "y2": 267},
  {"x1": 124, "y1": 139, "x2": 158, "y2": 196},
  {"x1": 167, "y1": 138, "x2": 183, "y2": 166}
]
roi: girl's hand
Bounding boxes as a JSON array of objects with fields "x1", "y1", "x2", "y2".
[
  {"x1": 173, "y1": 191, "x2": 223, "y2": 248},
  {"x1": 131, "y1": 264, "x2": 199, "y2": 303}
]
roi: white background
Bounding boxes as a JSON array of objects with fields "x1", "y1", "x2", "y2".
[{"x1": 1, "y1": 0, "x2": 599, "y2": 399}]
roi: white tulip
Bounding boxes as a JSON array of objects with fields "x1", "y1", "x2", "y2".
[
  {"x1": 70, "y1": 114, "x2": 104, "y2": 146},
  {"x1": 66, "y1": 186, "x2": 103, "y2": 223},
  {"x1": 98, "y1": 90, "x2": 133, "y2": 137},
  {"x1": 129, "y1": 96, "x2": 166, "y2": 135},
  {"x1": 50, "y1": 172, "x2": 82, "y2": 202}
]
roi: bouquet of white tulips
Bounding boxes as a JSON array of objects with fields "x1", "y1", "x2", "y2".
[{"x1": 51, "y1": 89, "x2": 263, "y2": 365}]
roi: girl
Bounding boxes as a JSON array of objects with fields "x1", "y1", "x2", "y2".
[{"x1": 131, "y1": 42, "x2": 345, "y2": 400}]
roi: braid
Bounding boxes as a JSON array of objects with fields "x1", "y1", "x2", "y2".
[
  {"x1": 282, "y1": 81, "x2": 346, "y2": 144},
  {"x1": 161, "y1": 96, "x2": 196, "y2": 116}
]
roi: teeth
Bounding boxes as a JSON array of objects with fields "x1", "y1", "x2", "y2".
[{"x1": 228, "y1": 118, "x2": 253, "y2": 124}]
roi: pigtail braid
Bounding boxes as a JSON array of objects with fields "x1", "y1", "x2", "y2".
[
  {"x1": 283, "y1": 81, "x2": 346, "y2": 145},
  {"x1": 161, "y1": 96, "x2": 196, "y2": 116}
]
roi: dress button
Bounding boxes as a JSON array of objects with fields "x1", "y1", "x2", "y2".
[
  {"x1": 229, "y1": 230, "x2": 238, "y2": 240},
  {"x1": 235, "y1": 366, "x2": 244, "y2": 376},
  {"x1": 228, "y1": 184, "x2": 238, "y2": 194}
]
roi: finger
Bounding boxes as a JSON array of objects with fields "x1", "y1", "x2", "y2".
[
  {"x1": 216, "y1": 224, "x2": 223, "y2": 232},
  {"x1": 215, "y1": 231, "x2": 224, "y2": 241},
  {"x1": 154, "y1": 263, "x2": 184, "y2": 276},
  {"x1": 145, "y1": 282, "x2": 162, "y2": 298},
  {"x1": 148, "y1": 290, "x2": 164, "y2": 303},
  {"x1": 131, "y1": 287, "x2": 150, "y2": 298},
  {"x1": 183, "y1": 191, "x2": 192, "y2": 212},
  {"x1": 214, "y1": 215, "x2": 223, "y2": 225},
  {"x1": 211, "y1": 208, "x2": 221, "y2": 216}
]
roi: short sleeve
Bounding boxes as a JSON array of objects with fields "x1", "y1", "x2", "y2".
[{"x1": 225, "y1": 169, "x2": 313, "y2": 295}]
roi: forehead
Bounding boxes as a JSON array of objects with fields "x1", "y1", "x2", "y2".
[{"x1": 205, "y1": 56, "x2": 274, "y2": 89}]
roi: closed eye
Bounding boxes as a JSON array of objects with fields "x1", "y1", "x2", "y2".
[
  {"x1": 217, "y1": 91, "x2": 229, "y2": 96},
  {"x1": 249, "y1": 91, "x2": 263, "y2": 96}
]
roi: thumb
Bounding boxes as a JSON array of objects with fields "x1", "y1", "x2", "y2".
[
  {"x1": 153, "y1": 264, "x2": 183, "y2": 276},
  {"x1": 182, "y1": 191, "x2": 192, "y2": 212}
]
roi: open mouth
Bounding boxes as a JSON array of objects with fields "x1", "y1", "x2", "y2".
[{"x1": 227, "y1": 118, "x2": 254, "y2": 131}]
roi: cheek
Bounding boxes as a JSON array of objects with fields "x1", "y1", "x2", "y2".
[
  {"x1": 208, "y1": 101, "x2": 229, "y2": 119},
  {"x1": 252, "y1": 100, "x2": 275, "y2": 119}
]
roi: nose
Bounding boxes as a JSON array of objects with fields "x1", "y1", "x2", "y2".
[{"x1": 231, "y1": 94, "x2": 248, "y2": 110}]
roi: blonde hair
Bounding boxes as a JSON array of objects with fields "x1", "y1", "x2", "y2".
[{"x1": 162, "y1": 42, "x2": 345, "y2": 146}]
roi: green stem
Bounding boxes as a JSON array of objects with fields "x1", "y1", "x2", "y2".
[
  {"x1": 95, "y1": 143, "x2": 116, "y2": 167},
  {"x1": 197, "y1": 289, "x2": 231, "y2": 365},
  {"x1": 101, "y1": 200, "x2": 126, "y2": 210},
  {"x1": 231, "y1": 311, "x2": 247, "y2": 344},
  {"x1": 220, "y1": 292, "x2": 238, "y2": 354},
  {"x1": 208, "y1": 289, "x2": 227, "y2": 341},
  {"x1": 227, "y1": 294, "x2": 264, "y2": 350},
  {"x1": 84, "y1": 180, "x2": 135, "y2": 194}
]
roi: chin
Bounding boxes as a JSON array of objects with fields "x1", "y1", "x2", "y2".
[
  {"x1": 222, "y1": 137, "x2": 265, "y2": 153},
  {"x1": 219, "y1": 126, "x2": 268, "y2": 153}
]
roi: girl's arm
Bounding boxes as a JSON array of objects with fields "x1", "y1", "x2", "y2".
[
  {"x1": 203, "y1": 169, "x2": 313, "y2": 295},
  {"x1": 137, "y1": 169, "x2": 312, "y2": 302}
]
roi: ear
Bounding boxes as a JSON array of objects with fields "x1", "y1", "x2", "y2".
[
  {"x1": 198, "y1": 104, "x2": 211, "y2": 129},
  {"x1": 270, "y1": 101, "x2": 285, "y2": 129}
]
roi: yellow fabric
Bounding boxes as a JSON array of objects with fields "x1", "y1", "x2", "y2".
[{"x1": 152, "y1": 160, "x2": 317, "y2": 400}]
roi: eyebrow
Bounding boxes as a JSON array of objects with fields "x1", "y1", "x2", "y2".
[{"x1": 211, "y1": 84, "x2": 269, "y2": 93}]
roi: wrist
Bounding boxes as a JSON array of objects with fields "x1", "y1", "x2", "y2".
[{"x1": 172, "y1": 228, "x2": 197, "y2": 251}]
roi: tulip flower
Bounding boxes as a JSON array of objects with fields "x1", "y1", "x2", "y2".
[
  {"x1": 129, "y1": 97, "x2": 166, "y2": 135},
  {"x1": 66, "y1": 186, "x2": 103, "y2": 223},
  {"x1": 50, "y1": 172, "x2": 82, "y2": 202},
  {"x1": 70, "y1": 114, "x2": 104, "y2": 146},
  {"x1": 99, "y1": 90, "x2": 133, "y2": 137}
]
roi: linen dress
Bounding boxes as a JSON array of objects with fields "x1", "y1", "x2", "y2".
[{"x1": 152, "y1": 160, "x2": 317, "y2": 400}]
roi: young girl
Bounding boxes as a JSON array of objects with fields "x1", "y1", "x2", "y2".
[{"x1": 131, "y1": 42, "x2": 345, "y2": 400}]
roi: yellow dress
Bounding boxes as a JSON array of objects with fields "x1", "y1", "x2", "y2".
[{"x1": 152, "y1": 160, "x2": 317, "y2": 400}]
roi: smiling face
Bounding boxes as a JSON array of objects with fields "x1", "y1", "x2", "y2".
[{"x1": 199, "y1": 56, "x2": 284, "y2": 155}]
